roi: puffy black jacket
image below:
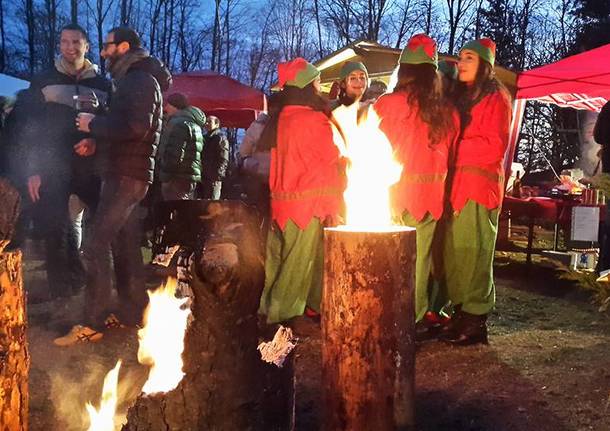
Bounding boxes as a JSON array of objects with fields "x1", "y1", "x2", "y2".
[
  {"x1": 202, "y1": 129, "x2": 230, "y2": 181},
  {"x1": 90, "y1": 53, "x2": 172, "y2": 183}
]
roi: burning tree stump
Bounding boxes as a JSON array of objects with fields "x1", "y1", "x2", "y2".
[
  {"x1": 0, "y1": 179, "x2": 27, "y2": 431},
  {"x1": 322, "y1": 227, "x2": 416, "y2": 431},
  {"x1": 0, "y1": 250, "x2": 28, "y2": 431},
  {"x1": 0, "y1": 178, "x2": 20, "y2": 253},
  {"x1": 124, "y1": 200, "x2": 294, "y2": 431}
]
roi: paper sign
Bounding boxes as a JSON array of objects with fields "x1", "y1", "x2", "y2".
[{"x1": 570, "y1": 206, "x2": 599, "y2": 242}]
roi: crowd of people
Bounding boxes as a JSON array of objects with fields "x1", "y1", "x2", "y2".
[
  {"x1": 0, "y1": 23, "x2": 512, "y2": 347},
  {"x1": 0, "y1": 24, "x2": 229, "y2": 344},
  {"x1": 250, "y1": 34, "x2": 511, "y2": 346}
]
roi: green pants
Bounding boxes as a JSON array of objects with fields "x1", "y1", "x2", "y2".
[
  {"x1": 442, "y1": 200, "x2": 499, "y2": 315},
  {"x1": 259, "y1": 218, "x2": 324, "y2": 324},
  {"x1": 400, "y1": 212, "x2": 440, "y2": 322}
]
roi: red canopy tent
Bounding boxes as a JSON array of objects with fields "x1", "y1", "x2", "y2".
[
  {"x1": 516, "y1": 43, "x2": 610, "y2": 112},
  {"x1": 505, "y1": 43, "x2": 610, "y2": 176},
  {"x1": 501, "y1": 44, "x2": 610, "y2": 262},
  {"x1": 166, "y1": 70, "x2": 267, "y2": 128}
]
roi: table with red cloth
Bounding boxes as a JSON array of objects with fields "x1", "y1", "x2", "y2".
[{"x1": 501, "y1": 196, "x2": 606, "y2": 263}]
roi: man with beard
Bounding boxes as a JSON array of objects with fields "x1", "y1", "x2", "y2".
[
  {"x1": 17, "y1": 24, "x2": 110, "y2": 301},
  {"x1": 54, "y1": 27, "x2": 171, "y2": 345}
]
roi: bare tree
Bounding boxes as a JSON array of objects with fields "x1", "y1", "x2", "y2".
[
  {"x1": 70, "y1": 0, "x2": 77, "y2": 23},
  {"x1": 443, "y1": 0, "x2": 477, "y2": 54},
  {"x1": 224, "y1": 0, "x2": 230, "y2": 74},
  {"x1": 120, "y1": 0, "x2": 133, "y2": 25},
  {"x1": 44, "y1": 0, "x2": 58, "y2": 67},
  {"x1": 211, "y1": 0, "x2": 221, "y2": 71},
  {"x1": 269, "y1": 0, "x2": 313, "y2": 60},
  {"x1": 247, "y1": 5, "x2": 276, "y2": 86},
  {"x1": 321, "y1": 0, "x2": 352, "y2": 47},
  {"x1": 87, "y1": 0, "x2": 116, "y2": 72},
  {"x1": 391, "y1": 0, "x2": 421, "y2": 48},
  {"x1": 313, "y1": 0, "x2": 324, "y2": 57},
  {"x1": 25, "y1": 0, "x2": 36, "y2": 74}
]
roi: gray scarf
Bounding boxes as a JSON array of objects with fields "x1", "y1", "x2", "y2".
[{"x1": 109, "y1": 47, "x2": 150, "y2": 80}]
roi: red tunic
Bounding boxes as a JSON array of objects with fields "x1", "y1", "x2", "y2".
[
  {"x1": 270, "y1": 105, "x2": 345, "y2": 230},
  {"x1": 450, "y1": 90, "x2": 512, "y2": 213},
  {"x1": 374, "y1": 92, "x2": 460, "y2": 222}
]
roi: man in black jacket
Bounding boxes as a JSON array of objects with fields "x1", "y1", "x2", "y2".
[
  {"x1": 201, "y1": 115, "x2": 229, "y2": 199},
  {"x1": 18, "y1": 24, "x2": 111, "y2": 300},
  {"x1": 73, "y1": 26, "x2": 171, "y2": 333}
]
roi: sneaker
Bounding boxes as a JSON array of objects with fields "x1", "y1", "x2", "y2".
[
  {"x1": 53, "y1": 325, "x2": 103, "y2": 346},
  {"x1": 104, "y1": 313, "x2": 125, "y2": 329}
]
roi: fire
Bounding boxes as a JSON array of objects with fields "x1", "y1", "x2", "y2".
[
  {"x1": 138, "y1": 277, "x2": 191, "y2": 394},
  {"x1": 86, "y1": 360, "x2": 121, "y2": 431},
  {"x1": 332, "y1": 103, "x2": 403, "y2": 230}
]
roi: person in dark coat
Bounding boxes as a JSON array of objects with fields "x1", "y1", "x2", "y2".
[
  {"x1": 70, "y1": 26, "x2": 171, "y2": 338},
  {"x1": 13, "y1": 24, "x2": 111, "y2": 299},
  {"x1": 594, "y1": 101, "x2": 610, "y2": 272},
  {"x1": 201, "y1": 115, "x2": 229, "y2": 199},
  {"x1": 157, "y1": 92, "x2": 206, "y2": 200},
  {"x1": 595, "y1": 101, "x2": 610, "y2": 173}
]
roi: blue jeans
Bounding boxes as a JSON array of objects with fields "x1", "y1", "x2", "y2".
[{"x1": 83, "y1": 176, "x2": 148, "y2": 328}]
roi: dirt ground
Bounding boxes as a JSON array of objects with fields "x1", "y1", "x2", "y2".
[{"x1": 22, "y1": 225, "x2": 610, "y2": 431}]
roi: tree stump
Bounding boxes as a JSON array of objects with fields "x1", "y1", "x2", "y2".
[
  {"x1": 0, "y1": 250, "x2": 28, "y2": 431},
  {"x1": 322, "y1": 227, "x2": 416, "y2": 431},
  {"x1": 0, "y1": 178, "x2": 20, "y2": 253},
  {"x1": 124, "y1": 200, "x2": 294, "y2": 431}
]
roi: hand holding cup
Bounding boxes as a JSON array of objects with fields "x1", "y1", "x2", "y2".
[{"x1": 76, "y1": 112, "x2": 95, "y2": 132}]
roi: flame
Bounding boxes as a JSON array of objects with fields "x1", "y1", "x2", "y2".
[
  {"x1": 138, "y1": 277, "x2": 191, "y2": 394},
  {"x1": 332, "y1": 103, "x2": 403, "y2": 231},
  {"x1": 86, "y1": 360, "x2": 121, "y2": 431}
]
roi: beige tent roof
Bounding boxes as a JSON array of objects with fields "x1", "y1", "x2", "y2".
[{"x1": 314, "y1": 39, "x2": 518, "y2": 97}]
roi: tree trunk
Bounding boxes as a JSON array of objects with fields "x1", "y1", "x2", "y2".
[
  {"x1": 70, "y1": 0, "x2": 77, "y2": 23},
  {"x1": 25, "y1": 0, "x2": 35, "y2": 75},
  {"x1": 0, "y1": 250, "x2": 28, "y2": 431},
  {"x1": 322, "y1": 227, "x2": 416, "y2": 431},
  {"x1": 123, "y1": 200, "x2": 293, "y2": 431},
  {"x1": 0, "y1": 0, "x2": 5, "y2": 72},
  {"x1": 211, "y1": 0, "x2": 221, "y2": 71}
]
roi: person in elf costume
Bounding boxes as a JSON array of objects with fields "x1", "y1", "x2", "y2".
[
  {"x1": 258, "y1": 58, "x2": 346, "y2": 324},
  {"x1": 440, "y1": 38, "x2": 512, "y2": 345},
  {"x1": 373, "y1": 34, "x2": 460, "y2": 326}
]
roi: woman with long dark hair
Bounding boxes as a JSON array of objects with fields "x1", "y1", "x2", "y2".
[
  {"x1": 258, "y1": 58, "x2": 345, "y2": 324},
  {"x1": 440, "y1": 38, "x2": 512, "y2": 345},
  {"x1": 374, "y1": 34, "x2": 460, "y2": 325}
]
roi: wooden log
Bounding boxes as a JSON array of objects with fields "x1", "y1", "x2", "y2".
[
  {"x1": 322, "y1": 227, "x2": 416, "y2": 431},
  {"x1": 0, "y1": 250, "x2": 28, "y2": 431},
  {"x1": 0, "y1": 179, "x2": 20, "y2": 253},
  {"x1": 123, "y1": 200, "x2": 294, "y2": 431}
]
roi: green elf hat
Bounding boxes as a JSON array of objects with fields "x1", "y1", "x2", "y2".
[
  {"x1": 277, "y1": 58, "x2": 320, "y2": 89},
  {"x1": 438, "y1": 60, "x2": 459, "y2": 80},
  {"x1": 339, "y1": 61, "x2": 369, "y2": 81},
  {"x1": 460, "y1": 38, "x2": 496, "y2": 67},
  {"x1": 399, "y1": 34, "x2": 438, "y2": 69}
]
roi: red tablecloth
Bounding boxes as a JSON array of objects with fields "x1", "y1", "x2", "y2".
[{"x1": 503, "y1": 196, "x2": 606, "y2": 224}]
